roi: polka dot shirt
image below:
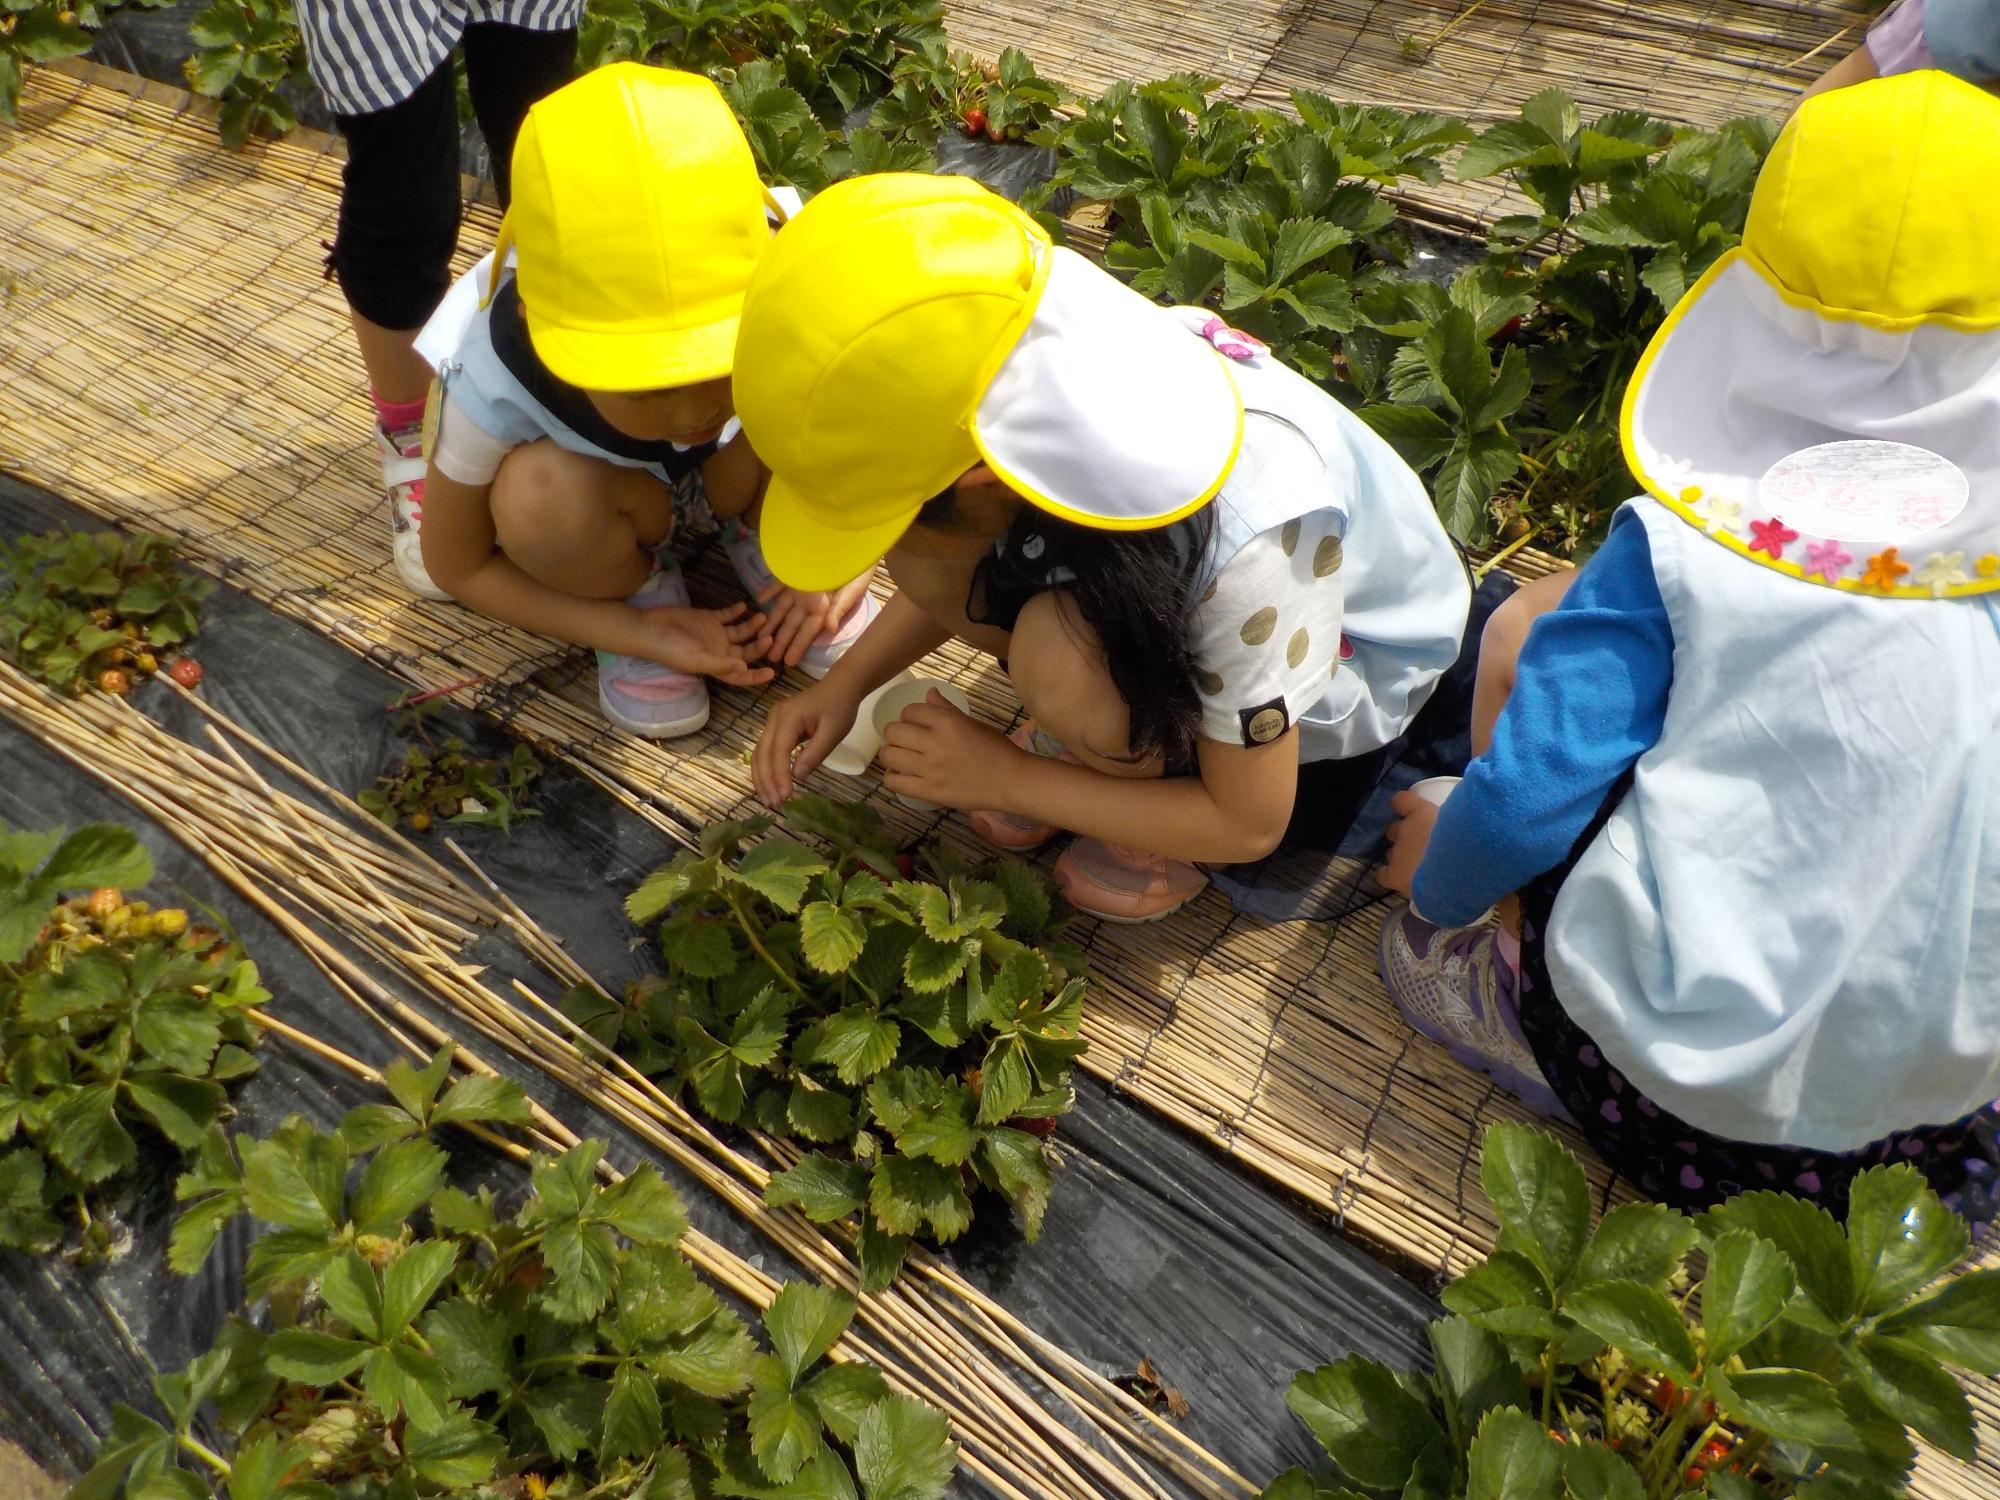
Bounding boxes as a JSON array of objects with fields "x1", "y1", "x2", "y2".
[{"x1": 1188, "y1": 445, "x2": 1347, "y2": 749}]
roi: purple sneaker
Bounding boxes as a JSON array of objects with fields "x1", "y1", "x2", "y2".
[
  {"x1": 1377, "y1": 903, "x2": 1569, "y2": 1120},
  {"x1": 596, "y1": 562, "x2": 710, "y2": 738},
  {"x1": 725, "y1": 523, "x2": 879, "y2": 678}
]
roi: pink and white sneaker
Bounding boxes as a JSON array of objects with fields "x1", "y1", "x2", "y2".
[
  {"x1": 724, "y1": 523, "x2": 879, "y2": 678},
  {"x1": 597, "y1": 562, "x2": 711, "y2": 738},
  {"x1": 377, "y1": 423, "x2": 449, "y2": 601},
  {"x1": 969, "y1": 721, "x2": 1067, "y2": 850},
  {"x1": 1053, "y1": 838, "x2": 1207, "y2": 924}
]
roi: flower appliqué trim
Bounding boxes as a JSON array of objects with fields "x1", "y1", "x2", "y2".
[
  {"x1": 1915, "y1": 550, "x2": 1972, "y2": 598},
  {"x1": 1800, "y1": 538, "x2": 1853, "y2": 584},
  {"x1": 1861, "y1": 547, "x2": 1912, "y2": 591},
  {"x1": 1747, "y1": 517, "x2": 1798, "y2": 559}
]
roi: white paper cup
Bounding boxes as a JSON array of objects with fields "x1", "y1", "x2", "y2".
[
  {"x1": 819, "y1": 670, "x2": 916, "y2": 776},
  {"x1": 874, "y1": 679, "x2": 974, "y2": 811},
  {"x1": 816, "y1": 676, "x2": 976, "y2": 803},
  {"x1": 1402, "y1": 775, "x2": 1493, "y2": 922},
  {"x1": 1409, "y1": 775, "x2": 1462, "y2": 807}
]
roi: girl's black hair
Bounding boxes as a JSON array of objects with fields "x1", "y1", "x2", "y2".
[{"x1": 973, "y1": 501, "x2": 1217, "y2": 766}]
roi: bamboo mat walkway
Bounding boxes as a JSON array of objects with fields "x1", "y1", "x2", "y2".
[
  {"x1": 1, "y1": 64, "x2": 1995, "y2": 1498},
  {"x1": 946, "y1": 0, "x2": 1873, "y2": 225}
]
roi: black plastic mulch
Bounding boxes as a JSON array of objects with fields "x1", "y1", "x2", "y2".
[{"x1": 0, "y1": 477, "x2": 1438, "y2": 1495}]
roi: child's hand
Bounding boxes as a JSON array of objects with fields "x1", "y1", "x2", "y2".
[
  {"x1": 878, "y1": 691, "x2": 1020, "y2": 811},
  {"x1": 754, "y1": 677, "x2": 862, "y2": 804},
  {"x1": 636, "y1": 601, "x2": 776, "y2": 688},
  {"x1": 1377, "y1": 789, "x2": 1438, "y2": 898},
  {"x1": 755, "y1": 576, "x2": 874, "y2": 668}
]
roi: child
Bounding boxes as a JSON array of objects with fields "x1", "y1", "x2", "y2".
[
  {"x1": 1804, "y1": 0, "x2": 2000, "y2": 101},
  {"x1": 410, "y1": 64, "x2": 877, "y2": 737},
  {"x1": 298, "y1": 0, "x2": 580, "y2": 553},
  {"x1": 740, "y1": 173, "x2": 1471, "y2": 922},
  {"x1": 1378, "y1": 70, "x2": 2000, "y2": 1217}
]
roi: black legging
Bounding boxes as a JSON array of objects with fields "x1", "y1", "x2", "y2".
[{"x1": 326, "y1": 23, "x2": 575, "y2": 331}]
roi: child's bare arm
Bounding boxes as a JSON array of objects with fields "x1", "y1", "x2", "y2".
[
  {"x1": 420, "y1": 464, "x2": 771, "y2": 680},
  {"x1": 879, "y1": 703, "x2": 1300, "y2": 864},
  {"x1": 701, "y1": 432, "x2": 767, "y2": 521}
]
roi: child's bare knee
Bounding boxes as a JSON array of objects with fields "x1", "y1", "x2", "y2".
[
  {"x1": 1483, "y1": 568, "x2": 1577, "y2": 662},
  {"x1": 489, "y1": 440, "x2": 572, "y2": 548},
  {"x1": 1009, "y1": 591, "x2": 1138, "y2": 764}
]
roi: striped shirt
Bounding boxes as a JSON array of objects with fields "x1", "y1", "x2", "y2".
[{"x1": 295, "y1": 0, "x2": 582, "y2": 116}]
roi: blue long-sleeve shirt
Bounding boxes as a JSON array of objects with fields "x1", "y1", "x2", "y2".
[{"x1": 1412, "y1": 510, "x2": 1676, "y2": 925}]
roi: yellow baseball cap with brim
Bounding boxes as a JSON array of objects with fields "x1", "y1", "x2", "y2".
[
  {"x1": 1622, "y1": 69, "x2": 2000, "y2": 599},
  {"x1": 732, "y1": 173, "x2": 1245, "y2": 591},
  {"x1": 494, "y1": 63, "x2": 781, "y2": 392}
]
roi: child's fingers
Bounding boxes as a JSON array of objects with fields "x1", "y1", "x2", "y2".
[
  {"x1": 767, "y1": 606, "x2": 814, "y2": 667},
  {"x1": 791, "y1": 716, "x2": 848, "y2": 782},
  {"x1": 723, "y1": 611, "x2": 774, "y2": 647},
  {"x1": 1387, "y1": 789, "x2": 1422, "y2": 816},
  {"x1": 712, "y1": 660, "x2": 777, "y2": 688},
  {"x1": 754, "y1": 709, "x2": 806, "y2": 803},
  {"x1": 1384, "y1": 818, "x2": 1403, "y2": 844}
]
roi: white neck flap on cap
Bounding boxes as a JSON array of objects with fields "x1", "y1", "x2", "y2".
[
  {"x1": 1626, "y1": 253, "x2": 2000, "y2": 598},
  {"x1": 972, "y1": 248, "x2": 1242, "y2": 531}
]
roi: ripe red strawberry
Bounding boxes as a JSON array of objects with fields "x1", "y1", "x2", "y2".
[
  {"x1": 1010, "y1": 1115, "x2": 1058, "y2": 1138},
  {"x1": 167, "y1": 658, "x2": 205, "y2": 688},
  {"x1": 962, "y1": 108, "x2": 988, "y2": 137}
]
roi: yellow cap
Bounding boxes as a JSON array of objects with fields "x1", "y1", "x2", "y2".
[
  {"x1": 496, "y1": 64, "x2": 772, "y2": 391},
  {"x1": 734, "y1": 174, "x2": 1050, "y2": 589},
  {"x1": 1621, "y1": 70, "x2": 2000, "y2": 600},
  {"x1": 1745, "y1": 68, "x2": 2000, "y2": 329},
  {"x1": 734, "y1": 173, "x2": 1243, "y2": 590}
]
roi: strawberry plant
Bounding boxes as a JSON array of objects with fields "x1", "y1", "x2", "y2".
[
  {"x1": 1039, "y1": 73, "x2": 1262, "y2": 222},
  {"x1": 973, "y1": 46, "x2": 1060, "y2": 142},
  {"x1": 0, "y1": 1, "x2": 174, "y2": 123},
  {"x1": 1, "y1": 820, "x2": 267, "y2": 1259},
  {"x1": 184, "y1": 0, "x2": 306, "y2": 149},
  {"x1": 356, "y1": 698, "x2": 544, "y2": 836},
  {"x1": 1351, "y1": 268, "x2": 1538, "y2": 542},
  {"x1": 0, "y1": 529, "x2": 211, "y2": 696},
  {"x1": 1264, "y1": 1122, "x2": 2000, "y2": 1500},
  {"x1": 721, "y1": 58, "x2": 845, "y2": 192},
  {"x1": 1039, "y1": 75, "x2": 1777, "y2": 552},
  {"x1": 739, "y1": 0, "x2": 943, "y2": 127},
  {"x1": 576, "y1": 796, "x2": 1085, "y2": 1288},
  {"x1": 77, "y1": 1079, "x2": 959, "y2": 1500},
  {"x1": 4, "y1": 2, "x2": 91, "y2": 123},
  {"x1": 1435, "y1": 92, "x2": 1777, "y2": 549},
  {"x1": 869, "y1": 41, "x2": 1056, "y2": 147}
]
